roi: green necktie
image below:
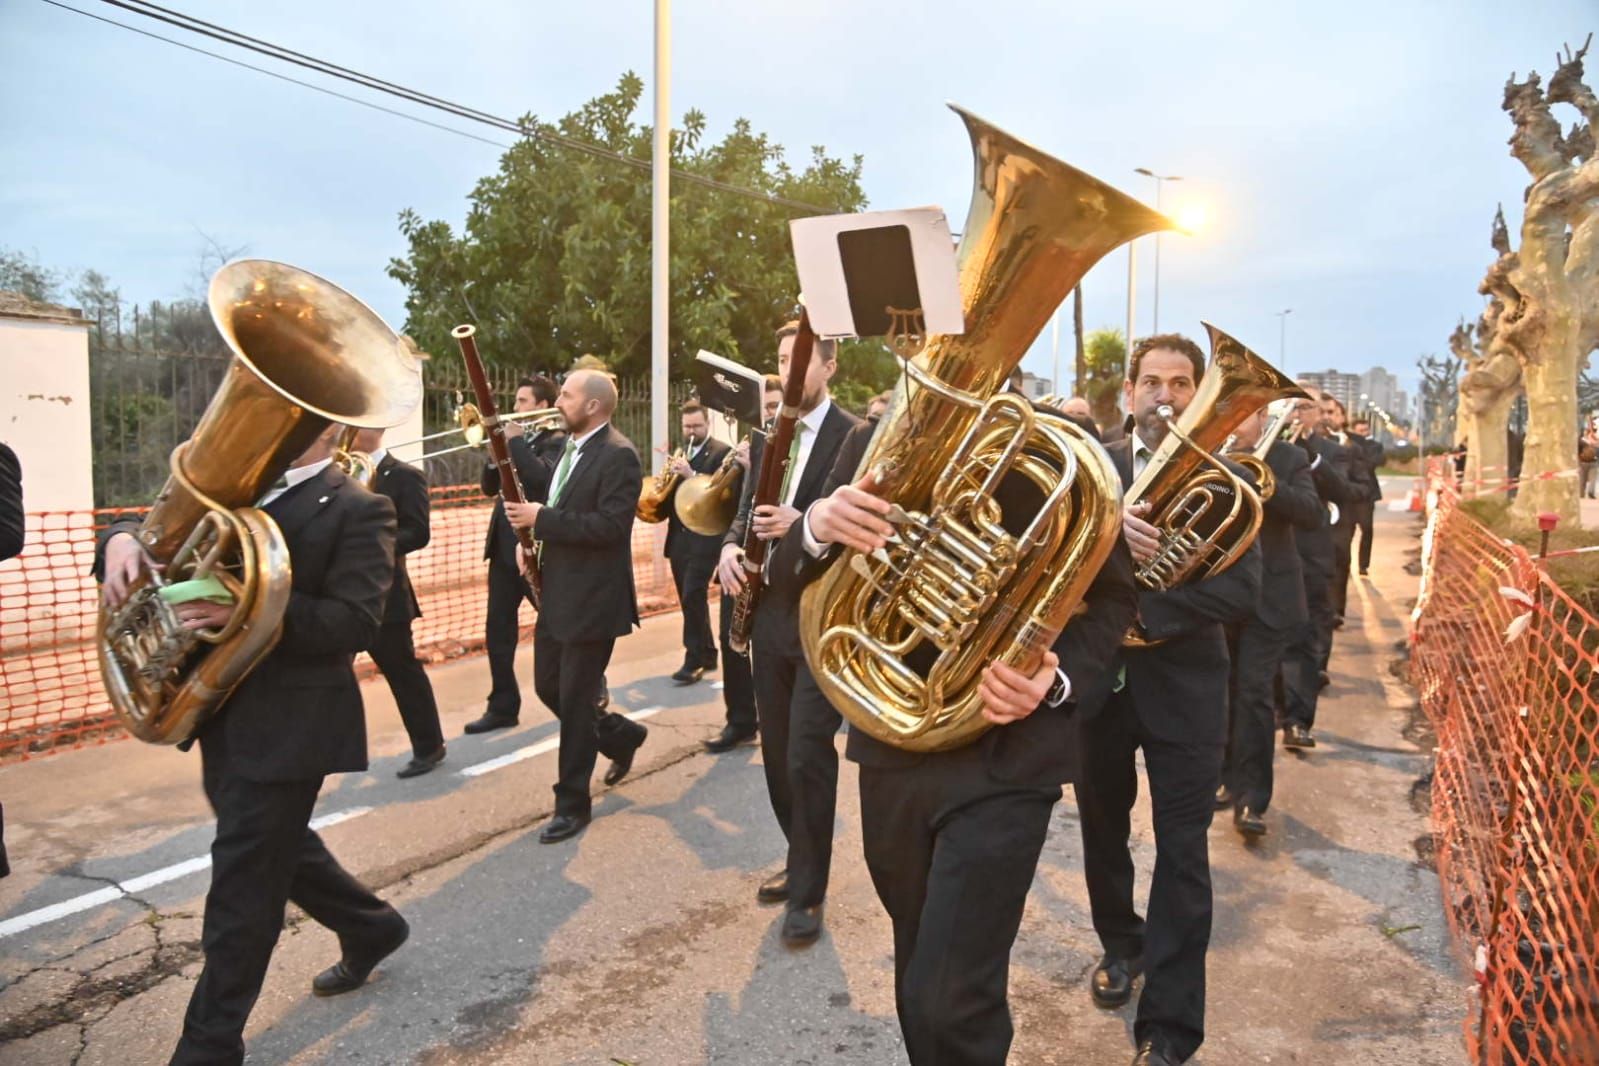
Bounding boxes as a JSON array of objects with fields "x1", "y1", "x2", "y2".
[
  {"x1": 548, "y1": 439, "x2": 578, "y2": 506},
  {"x1": 778, "y1": 423, "x2": 808, "y2": 505}
]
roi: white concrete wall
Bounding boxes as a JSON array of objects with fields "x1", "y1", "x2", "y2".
[{"x1": 0, "y1": 313, "x2": 94, "y2": 513}]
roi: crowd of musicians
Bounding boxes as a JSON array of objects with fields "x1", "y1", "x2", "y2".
[{"x1": 93, "y1": 316, "x2": 1385, "y2": 1066}]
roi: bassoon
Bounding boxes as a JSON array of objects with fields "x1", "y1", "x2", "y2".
[
  {"x1": 452, "y1": 324, "x2": 544, "y2": 608},
  {"x1": 727, "y1": 309, "x2": 816, "y2": 653}
]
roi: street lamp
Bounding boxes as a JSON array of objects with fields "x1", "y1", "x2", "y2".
[
  {"x1": 1134, "y1": 168, "x2": 1182, "y2": 333},
  {"x1": 1275, "y1": 308, "x2": 1293, "y2": 372}
]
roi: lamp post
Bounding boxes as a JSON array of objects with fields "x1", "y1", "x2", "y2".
[
  {"x1": 1275, "y1": 308, "x2": 1293, "y2": 373},
  {"x1": 1134, "y1": 168, "x2": 1181, "y2": 333},
  {"x1": 650, "y1": 0, "x2": 671, "y2": 474}
]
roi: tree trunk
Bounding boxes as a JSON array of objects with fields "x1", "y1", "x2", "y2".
[
  {"x1": 1465, "y1": 391, "x2": 1517, "y2": 498},
  {"x1": 1510, "y1": 316, "x2": 1583, "y2": 526},
  {"x1": 1072, "y1": 285, "x2": 1085, "y2": 395}
]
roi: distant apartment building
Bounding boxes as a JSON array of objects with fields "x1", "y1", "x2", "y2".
[{"x1": 1297, "y1": 369, "x2": 1362, "y2": 412}]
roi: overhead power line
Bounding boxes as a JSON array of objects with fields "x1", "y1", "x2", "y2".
[{"x1": 37, "y1": 0, "x2": 840, "y2": 215}]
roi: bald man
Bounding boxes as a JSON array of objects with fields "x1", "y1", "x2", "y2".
[{"x1": 505, "y1": 370, "x2": 648, "y2": 843}]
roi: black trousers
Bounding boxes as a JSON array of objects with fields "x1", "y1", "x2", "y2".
[
  {"x1": 484, "y1": 559, "x2": 534, "y2": 719},
  {"x1": 719, "y1": 591, "x2": 757, "y2": 734},
  {"x1": 1349, "y1": 499, "x2": 1376, "y2": 573},
  {"x1": 172, "y1": 730, "x2": 399, "y2": 1066},
  {"x1": 1282, "y1": 572, "x2": 1333, "y2": 729},
  {"x1": 1077, "y1": 691, "x2": 1223, "y2": 1063},
  {"x1": 370, "y1": 617, "x2": 444, "y2": 759},
  {"x1": 751, "y1": 627, "x2": 841, "y2": 909},
  {"x1": 670, "y1": 549, "x2": 718, "y2": 668},
  {"x1": 532, "y1": 628, "x2": 643, "y2": 818},
  {"x1": 1223, "y1": 621, "x2": 1291, "y2": 813},
  {"x1": 1330, "y1": 520, "x2": 1354, "y2": 618},
  {"x1": 859, "y1": 752, "x2": 1058, "y2": 1066}
]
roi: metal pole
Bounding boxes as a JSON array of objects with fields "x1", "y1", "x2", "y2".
[
  {"x1": 650, "y1": 0, "x2": 671, "y2": 475},
  {"x1": 1124, "y1": 242, "x2": 1137, "y2": 379},
  {"x1": 1051, "y1": 307, "x2": 1061, "y2": 396},
  {"x1": 1276, "y1": 308, "x2": 1292, "y2": 375},
  {"x1": 1152, "y1": 181, "x2": 1163, "y2": 334}
]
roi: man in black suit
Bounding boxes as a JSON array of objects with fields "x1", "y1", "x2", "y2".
[
  {"x1": 1281, "y1": 390, "x2": 1354, "y2": 751},
  {"x1": 767, "y1": 412, "x2": 1138, "y2": 1064},
  {"x1": 1346, "y1": 417, "x2": 1385, "y2": 577},
  {"x1": 1217, "y1": 408, "x2": 1321, "y2": 837},
  {"x1": 100, "y1": 424, "x2": 410, "y2": 1066},
  {"x1": 1318, "y1": 394, "x2": 1362, "y2": 624},
  {"x1": 664, "y1": 400, "x2": 731, "y2": 685},
  {"x1": 347, "y1": 427, "x2": 447, "y2": 777},
  {"x1": 715, "y1": 322, "x2": 862, "y2": 945},
  {"x1": 466, "y1": 375, "x2": 565, "y2": 734},
  {"x1": 704, "y1": 374, "x2": 784, "y2": 753},
  {"x1": 1077, "y1": 335, "x2": 1262, "y2": 1066},
  {"x1": 0, "y1": 441, "x2": 19, "y2": 879},
  {"x1": 505, "y1": 369, "x2": 647, "y2": 843}
]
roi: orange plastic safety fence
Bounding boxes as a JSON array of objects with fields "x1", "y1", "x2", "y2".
[
  {"x1": 0, "y1": 485, "x2": 682, "y2": 761},
  {"x1": 1412, "y1": 462, "x2": 1599, "y2": 1064}
]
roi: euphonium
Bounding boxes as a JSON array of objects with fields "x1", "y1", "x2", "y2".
[
  {"x1": 636, "y1": 448, "x2": 685, "y2": 523},
  {"x1": 1223, "y1": 398, "x2": 1302, "y2": 502},
  {"x1": 98, "y1": 260, "x2": 422, "y2": 744},
  {"x1": 797, "y1": 106, "x2": 1174, "y2": 753},
  {"x1": 674, "y1": 436, "x2": 746, "y2": 536},
  {"x1": 1125, "y1": 323, "x2": 1305, "y2": 594}
]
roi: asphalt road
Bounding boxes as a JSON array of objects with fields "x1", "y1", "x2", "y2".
[{"x1": 0, "y1": 487, "x2": 1468, "y2": 1064}]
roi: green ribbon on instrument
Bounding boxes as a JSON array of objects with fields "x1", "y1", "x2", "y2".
[{"x1": 158, "y1": 576, "x2": 236, "y2": 606}]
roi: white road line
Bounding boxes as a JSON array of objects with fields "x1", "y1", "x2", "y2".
[
  {"x1": 0, "y1": 806, "x2": 373, "y2": 941},
  {"x1": 458, "y1": 706, "x2": 665, "y2": 778}
]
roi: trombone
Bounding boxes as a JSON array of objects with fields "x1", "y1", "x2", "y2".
[{"x1": 387, "y1": 394, "x2": 565, "y2": 460}]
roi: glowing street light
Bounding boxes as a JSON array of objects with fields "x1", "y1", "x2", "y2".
[{"x1": 1134, "y1": 167, "x2": 1182, "y2": 333}]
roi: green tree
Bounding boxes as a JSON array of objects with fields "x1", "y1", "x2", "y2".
[
  {"x1": 389, "y1": 73, "x2": 868, "y2": 385},
  {"x1": 0, "y1": 246, "x2": 62, "y2": 303},
  {"x1": 1083, "y1": 328, "x2": 1128, "y2": 433}
]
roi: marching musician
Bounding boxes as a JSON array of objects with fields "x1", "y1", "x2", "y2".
[
  {"x1": 715, "y1": 323, "x2": 860, "y2": 946},
  {"x1": 503, "y1": 370, "x2": 648, "y2": 843},
  {"x1": 704, "y1": 374, "x2": 784, "y2": 753},
  {"x1": 1345, "y1": 415, "x2": 1385, "y2": 578},
  {"x1": 1076, "y1": 335, "x2": 1261, "y2": 1066},
  {"x1": 663, "y1": 400, "x2": 731, "y2": 685},
  {"x1": 1280, "y1": 388, "x2": 1354, "y2": 751},
  {"x1": 1, "y1": 440, "x2": 20, "y2": 879},
  {"x1": 348, "y1": 426, "x2": 448, "y2": 778},
  {"x1": 465, "y1": 375, "x2": 564, "y2": 735},
  {"x1": 769, "y1": 407, "x2": 1137, "y2": 1064},
  {"x1": 1316, "y1": 393, "x2": 1362, "y2": 627},
  {"x1": 98, "y1": 423, "x2": 410, "y2": 1065},
  {"x1": 1216, "y1": 407, "x2": 1321, "y2": 837}
]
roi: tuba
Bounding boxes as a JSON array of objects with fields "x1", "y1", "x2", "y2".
[
  {"x1": 1125, "y1": 324, "x2": 1304, "y2": 594},
  {"x1": 797, "y1": 106, "x2": 1174, "y2": 753},
  {"x1": 673, "y1": 437, "x2": 746, "y2": 536},
  {"x1": 1223, "y1": 397, "x2": 1302, "y2": 502},
  {"x1": 636, "y1": 448, "x2": 685, "y2": 523},
  {"x1": 98, "y1": 260, "x2": 423, "y2": 744}
]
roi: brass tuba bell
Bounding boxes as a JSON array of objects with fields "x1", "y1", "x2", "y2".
[
  {"x1": 97, "y1": 260, "x2": 423, "y2": 744},
  {"x1": 673, "y1": 437, "x2": 747, "y2": 537},
  {"x1": 797, "y1": 106, "x2": 1175, "y2": 753}
]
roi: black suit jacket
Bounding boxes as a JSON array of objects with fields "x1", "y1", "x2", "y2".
[
  {"x1": 1091, "y1": 436, "x2": 1262, "y2": 746},
  {"x1": 532, "y1": 423, "x2": 643, "y2": 643},
  {"x1": 1345, "y1": 431, "x2": 1384, "y2": 502},
  {"x1": 767, "y1": 418, "x2": 1140, "y2": 788},
  {"x1": 103, "y1": 465, "x2": 397, "y2": 782},
  {"x1": 370, "y1": 453, "x2": 429, "y2": 624},
  {"x1": 725, "y1": 400, "x2": 863, "y2": 649},
  {"x1": 482, "y1": 427, "x2": 566, "y2": 565},
  {"x1": 0, "y1": 442, "x2": 21, "y2": 562},
  {"x1": 1297, "y1": 434, "x2": 1355, "y2": 579},
  {"x1": 1253, "y1": 440, "x2": 1322, "y2": 630},
  {"x1": 665, "y1": 436, "x2": 732, "y2": 561}
]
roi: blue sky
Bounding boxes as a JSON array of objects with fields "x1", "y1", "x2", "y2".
[{"x1": 3, "y1": 0, "x2": 1595, "y2": 396}]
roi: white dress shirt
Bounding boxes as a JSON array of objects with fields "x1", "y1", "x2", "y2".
[
  {"x1": 258, "y1": 457, "x2": 333, "y2": 508},
  {"x1": 549, "y1": 421, "x2": 609, "y2": 503},
  {"x1": 781, "y1": 398, "x2": 833, "y2": 508}
]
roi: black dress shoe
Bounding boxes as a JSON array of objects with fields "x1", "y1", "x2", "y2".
[
  {"x1": 1359, "y1": 568, "x2": 1370, "y2": 577},
  {"x1": 671, "y1": 665, "x2": 706, "y2": 685},
  {"x1": 781, "y1": 903, "x2": 823, "y2": 947},
  {"x1": 603, "y1": 725, "x2": 647, "y2": 786},
  {"x1": 1090, "y1": 953, "x2": 1143, "y2": 1009},
  {"x1": 1131, "y1": 1038, "x2": 1182, "y2": 1065},
  {"x1": 539, "y1": 812, "x2": 590, "y2": 843},
  {"x1": 1332, "y1": 615, "x2": 1346, "y2": 630},
  {"x1": 311, "y1": 916, "x2": 409, "y2": 997},
  {"x1": 464, "y1": 713, "x2": 517, "y2": 735},
  {"x1": 703, "y1": 726, "x2": 757, "y2": 753},
  {"x1": 1234, "y1": 806, "x2": 1267, "y2": 837},
  {"x1": 756, "y1": 869, "x2": 789, "y2": 904},
  {"x1": 1317, "y1": 671, "x2": 1331, "y2": 690},
  {"x1": 1214, "y1": 784, "x2": 1235, "y2": 811},
  {"x1": 396, "y1": 746, "x2": 446, "y2": 779},
  {"x1": 1283, "y1": 724, "x2": 1316, "y2": 750}
]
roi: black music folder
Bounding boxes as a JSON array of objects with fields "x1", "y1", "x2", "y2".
[{"x1": 693, "y1": 350, "x2": 765, "y2": 425}]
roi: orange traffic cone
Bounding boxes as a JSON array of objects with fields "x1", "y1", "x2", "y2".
[{"x1": 1408, "y1": 479, "x2": 1424, "y2": 512}]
